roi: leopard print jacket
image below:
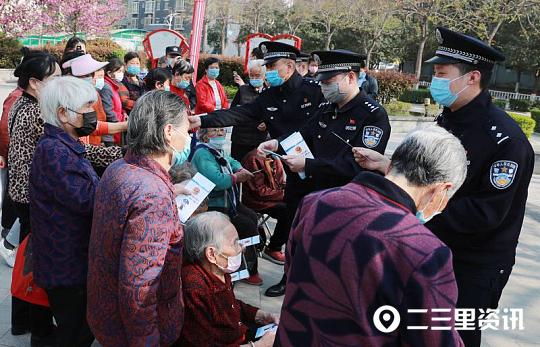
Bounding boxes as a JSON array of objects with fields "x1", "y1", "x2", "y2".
[{"x1": 8, "y1": 92, "x2": 122, "y2": 204}]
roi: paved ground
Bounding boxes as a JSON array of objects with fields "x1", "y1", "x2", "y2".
[{"x1": 0, "y1": 83, "x2": 537, "y2": 346}]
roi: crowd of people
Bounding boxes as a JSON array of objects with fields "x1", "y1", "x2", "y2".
[{"x1": 0, "y1": 25, "x2": 533, "y2": 347}]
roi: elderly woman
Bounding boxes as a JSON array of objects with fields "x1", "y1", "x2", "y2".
[
  {"x1": 191, "y1": 128, "x2": 263, "y2": 285},
  {"x1": 230, "y1": 59, "x2": 268, "y2": 162},
  {"x1": 177, "y1": 212, "x2": 277, "y2": 347},
  {"x1": 87, "y1": 91, "x2": 190, "y2": 347},
  {"x1": 195, "y1": 57, "x2": 229, "y2": 114},
  {"x1": 29, "y1": 76, "x2": 99, "y2": 347},
  {"x1": 170, "y1": 59, "x2": 195, "y2": 109},
  {"x1": 122, "y1": 51, "x2": 145, "y2": 111},
  {"x1": 276, "y1": 126, "x2": 467, "y2": 346},
  {"x1": 144, "y1": 67, "x2": 172, "y2": 92}
]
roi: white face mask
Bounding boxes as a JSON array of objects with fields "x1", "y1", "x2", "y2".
[
  {"x1": 114, "y1": 72, "x2": 124, "y2": 82},
  {"x1": 216, "y1": 251, "x2": 242, "y2": 273}
]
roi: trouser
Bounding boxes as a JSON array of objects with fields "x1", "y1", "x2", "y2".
[
  {"x1": 46, "y1": 287, "x2": 94, "y2": 347},
  {"x1": 231, "y1": 142, "x2": 256, "y2": 163},
  {"x1": 209, "y1": 203, "x2": 259, "y2": 275},
  {"x1": 11, "y1": 200, "x2": 55, "y2": 337},
  {"x1": 260, "y1": 203, "x2": 290, "y2": 251},
  {"x1": 453, "y1": 262, "x2": 513, "y2": 347}
]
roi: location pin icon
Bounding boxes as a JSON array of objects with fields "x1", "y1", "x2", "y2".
[{"x1": 373, "y1": 305, "x2": 401, "y2": 333}]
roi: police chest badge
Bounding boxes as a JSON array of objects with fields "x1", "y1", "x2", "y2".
[
  {"x1": 490, "y1": 160, "x2": 518, "y2": 189},
  {"x1": 362, "y1": 126, "x2": 383, "y2": 148}
]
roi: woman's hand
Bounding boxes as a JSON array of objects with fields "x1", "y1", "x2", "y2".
[
  {"x1": 0, "y1": 156, "x2": 6, "y2": 169},
  {"x1": 234, "y1": 169, "x2": 254, "y2": 183},
  {"x1": 352, "y1": 147, "x2": 390, "y2": 175},
  {"x1": 234, "y1": 74, "x2": 245, "y2": 86},
  {"x1": 255, "y1": 331, "x2": 276, "y2": 347},
  {"x1": 255, "y1": 310, "x2": 279, "y2": 325},
  {"x1": 257, "y1": 140, "x2": 279, "y2": 157},
  {"x1": 283, "y1": 155, "x2": 306, "y2": 173},
  {"x1": 173, "y1": 180, "x2": 193, "y2": 196}
]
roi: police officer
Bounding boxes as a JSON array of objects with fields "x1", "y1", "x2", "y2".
[
  {"x1": 354, "y1": 27, "x2": 534, "y2": 347},
  {"x1": 164, "y1": 46, "x2": 182, "y2": 70},
  {"x1": 295, "y1": 52, "x2": 310, "y2": 78},
  {"x1": 258, "y1": 50, "x2": 391, "y2": 296},
  {"x1": 188, "y1": 41, "x2": 324, "y2": 293}
]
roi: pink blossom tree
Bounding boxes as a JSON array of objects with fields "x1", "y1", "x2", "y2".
[
  {"x1": 40, "y1": 0, "x2": 126, "y2": 36},
  {"x1": 0, "y1": 0, "x2": 42, "y2": 37}
]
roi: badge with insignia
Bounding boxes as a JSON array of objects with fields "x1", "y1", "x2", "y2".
[
  {"x1": 490, "y1": 160, "x2": 518, "y2": 189},
  {"x1": 319, "y1": 121, "x2": 327, "y2": 128},
  {"x1": 362, "y1": 126, "x2": 383, "y2": 148},
  {"x1": 266, "y1": 107, "x2": 278, "y2": 112}
]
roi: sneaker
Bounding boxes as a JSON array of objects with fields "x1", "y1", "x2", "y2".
[
  {"x1": 262, "y1": 249, "x2": 285, "y2": 265},
  {"x1": 0, "y1": 239, "x2": 15, "y2": 268},
  {"x1": 243, "y1": 273, "x2": 263, "y2": 286}
]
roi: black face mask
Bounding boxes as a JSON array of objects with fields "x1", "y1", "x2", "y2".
[{"x1": 67, "y1": 108, "x2": 98, "y2": 137}]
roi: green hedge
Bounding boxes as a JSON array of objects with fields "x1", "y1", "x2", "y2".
[
  {"x1": 399, "y1": 88, "x2": 433, "y2": 104},
  {"x1": 384, "y1": 101, "x2": 411, "y2": 116},
  {"x1": 0, "y1": 33, "x2": 23, "y2": 68},
  {"x1": 509, "y1": 99, "x2": 532, "y2": 112},
  {"x1": 493, "y1": 99, "x2": 507, "y2": 110},
  {"x1": 42, "y1": 38, "x2": 126, "y2": 63},
  {"x1": 370, "y1": 70, "x2": 417, "y2": 104},
  {"x1": 531, "y1": 108, "x2": 540, "y2": 133},
  {"x1": 508, "y1": 112, "x2": 535, "y2": 138},
  {"x1": 197, "y1": 54, "x2": 245, "y2": 87},
  {"x1": 223, "y1": 84, "x2": 238, "y2": 100}
]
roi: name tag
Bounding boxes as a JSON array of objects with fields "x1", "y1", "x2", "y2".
[
  {"x1": 345, "y1": 126, "x2": 357, "y2": 131},
  {"x1": 300, "y1": 102, "x2": 312, "y2": 109}
]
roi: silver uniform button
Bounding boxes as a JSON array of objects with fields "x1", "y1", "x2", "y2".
[
  {"x1": 270, "y1": 116, "x2": 274, "y2": 120},
  {"x1": 283, "y1": 99, "x2": 287, "y2": 103},
  {"x1": 317, "y1": 135, "x2": 321, "y2": 139},
  {"x1": 500, "y1": 270, "x2": 504, "y2": 274}
]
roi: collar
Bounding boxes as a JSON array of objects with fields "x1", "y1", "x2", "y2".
[
  {"x1": 104, "y1": 75, "x2": 120, "y2": 90},
  {"x1": 22, "y1": 91, "x2": 38, "y2": 103},
  {"x1": 191, "y1": 261, "x2": 232, "y2": 293},
  {"x1": 353, "y1": 171, "x2": 417, "y2": 214},
  {"x1": 441, "y1": 90, "x2": 491, "y2": 123},
  {"x1": 280, "y1": 71, "x2": 303, "y2": 93},
  {"x1": 124, "y1": 151, "x2": 175, "y2": 195},
  {"x1": 43, "y1": 123, "x2": 86, "y2": 155}
]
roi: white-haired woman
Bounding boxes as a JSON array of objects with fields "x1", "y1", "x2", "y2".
[
  {"x1": 230, "y1": 59, "x2": 268, "y2": 162},
  {"x1": 177, "y1": 212, "x2": 278, "y2": 347},
  {"x1": 29, "y1": 76, "x2": 101, "y2": 347}
]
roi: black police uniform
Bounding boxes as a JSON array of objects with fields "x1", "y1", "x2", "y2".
[{"x1": 425, "y1": 27, "x2": 535, "y2": 347}]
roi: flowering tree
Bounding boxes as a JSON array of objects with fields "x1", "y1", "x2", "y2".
[
  {"x1": 0, "y1": 0, "x2": 41, "y2": 37},
  {"x1": 40, "y1": 0, "x2": 126, "y2": 36}
]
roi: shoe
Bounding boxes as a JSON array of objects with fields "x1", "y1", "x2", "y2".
[
  {"x1": 243, "y1": 273, "x2": 263, "y2": 286},
  {"x1": 11, "y1": 326, "x2": 29, "y2": 336},
  {"x1": 30, "y1": 333, "x2": 56, "y2": 347},
  {"x1": 262, "y1": 249, "x2": 285, "y2": 265},
  {"x1": 0, "y1": 239, "x2": 15, "y2": 268},
  {"x1": 265, "y1": 281, "x2": 286, "y2": 297}
]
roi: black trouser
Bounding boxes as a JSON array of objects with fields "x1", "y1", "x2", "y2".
[
  {"x1": 1, "y1": 192, "x2": 17, "y2": 231},
  {"x1": 46, "y1": 287, "x2": 94, "y2": 347},
  {"x1": 259, "y1": 203, "x2": 290, "y2": 251},
  {"x1": 209, "y1": 203, "x2": 259, "y2": 275},
  {"x1": 11, "y1": 201, "x2": 55, "y2": 338},
  {"x1": 454, "y1": 262, "x2": 512, "y2": 347},
  {"x1": 231, "y1": 142, "x2": 257, "y2": 163}
]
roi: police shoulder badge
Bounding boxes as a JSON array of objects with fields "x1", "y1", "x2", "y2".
[
  {"x1": 490, "y1": 160, "x2": 518, "y2": 190},
  {"x1": 362, "y1": 126, "x2": 383, "y2": 148}
]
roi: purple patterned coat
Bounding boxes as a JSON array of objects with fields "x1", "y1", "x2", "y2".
[
  {"x1": 87, "y1": 152, "x2": 184, "y2": 347},
  {"x1": 276, "y1": 172, "x2": 464, "y2": 347}
]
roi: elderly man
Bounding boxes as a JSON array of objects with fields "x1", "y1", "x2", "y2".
[
  {"x1": 276, "y1": 126, "x2": 466, "y2": 346},
  {"x1": 230, "y1": 59, "x2": 268, "y2": 162},
  {"x1": 178, "y1": 212, "x2": 277, "y2": 347}
]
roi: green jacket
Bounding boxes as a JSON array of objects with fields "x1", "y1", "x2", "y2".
[{"x1": 191, "y1": 147, "x2": 242, "y2": 209}]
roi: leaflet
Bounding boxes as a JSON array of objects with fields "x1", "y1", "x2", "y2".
[
  {"x1": 176, "y1": 173, "x2": 215, "y2": 223},
  {"x1": 280, "y1": 132, "x2": 314, "y2": 179}
]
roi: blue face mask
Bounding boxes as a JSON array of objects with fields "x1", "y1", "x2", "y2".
[
  {"x1": 172, "y1": 131, "x2": 192, "y2": 167},
  {"x1": 359, "y1": 71, "x2": 366, "y2": 79},
  {"x1": 415, "y1": 190, "x2": 446, "y2": 224},
  {"x1": 94, "y1": 78, "x2": 105, "y2": 90},
  {"x1": 429, "y1": 74, "x2": 470, "y2": 107},
  {"x1": 207, "y1": 68, "x2": 220, "y2": 79},
  {"x1": 209, "y1": 136, "x2": 228, "y2": 150},
  {"x1": 126, "y1": 65, "x2": 140, "y2": 76},
  {"x1": 177, "y1": 80, "x2": 190, "y2": 90},
  {"x1": 265, "y1": 69, "x2": 284, "y2": 87},
  {"x1": 249, "y1": 79, "x2": 264, "y2": 88},
  {"x1": 164, "y1": 84, "x2": 170, "y2": 92}
]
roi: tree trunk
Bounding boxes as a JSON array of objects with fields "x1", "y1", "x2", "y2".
[
  {"x1": 515, "y1": 70, "x2": 522, "y2": 93},
  {"x1": 324, "y1": 29, "x2": 334, "y2": 50},
  {"x1": 203, "y1": 21, "x2": 209, "y2": 53},
  {"x1": 220, "y1": 19, "x2": 227, "y2": 55},
  {"x1": 533, "y1": 69, "x2": 540, "y2": 94},
  {"x1": 487, "y1": 19, "x2": 504, "y2": 45},
  {"x1": 414, "y1": 17, "x2": 429, "y2": 81}
]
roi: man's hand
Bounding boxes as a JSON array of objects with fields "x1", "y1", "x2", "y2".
[
  {"x1": 352, "y1": 147, "x2": 390, "y2": 175},
  {"x1": 283, "y1": 155, "x2": 306, "y2": 173},
  {"x1": 188, "y1": 115, "x2": 202, "y2": 130},
  {"x1": 234, "y1": 169, "x2": 254, "y2": 183},
  {"x1": 255, "y1": 331, "x2": 276, "y2": 347},
  {"x1": 255, "y1": 310, "x2": 280, "y2": 325},
  {"x1": 234, "y1": 74, "x2": 245, "y2": 86},
  {"x1": 257, "y1": 139, "x2": 279, "y2": 157},
  {"x1": 257, "y1": 122, "x2": 267, "y2": 132}
]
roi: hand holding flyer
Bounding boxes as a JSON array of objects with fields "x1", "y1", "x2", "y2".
[
  {"x1": 175, "y1": 173, "x2": 216, "y2": 223},
  {"x1": 280, "y1": 132, "x2": 314, "y2": 179}
]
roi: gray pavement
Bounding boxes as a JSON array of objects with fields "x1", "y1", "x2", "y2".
[{"x1": 0, "y1": 83, "x2": 537, "y2": 346}]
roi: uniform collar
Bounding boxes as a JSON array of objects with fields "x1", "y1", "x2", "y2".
[
  {"x1": 43, "y1": 123, "x2": 86, "y2": 155},
  {"x1": 124, "y1": 151, "x2": 175, "y2": 195},
  {"x1": 353, "y1": 171, "x2": 417, "y2": 214},
  {"x1": 441, "y1": 90, "x2": 491, "y2": 123},
  {"x1": 279, "y1": 71, "x2": 303, "y2": 93}
]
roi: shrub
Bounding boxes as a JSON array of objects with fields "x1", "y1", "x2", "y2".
[
  {"x1": 197, "y1": 54, "x2": 245, "y2": 86},
  {"x1": 223, "y1": 84, "x2": 238, "y2": 100},
  {"x1": 509, "y1": 99, "x2": 532, "y2": 112},
  {"x1": 508, "y1": 112, "x2": 535, "y2": 138},
  {"x1": 383, "y1": 100, "x2": 411, "y2": 116},
  {"x1": 531, "y1": 108, "x2": 540, "y2": 133},
  {"x1": 399, "y1": 88, "x2": 433, "y2": 104},
  {"x1": 42, "y1": 38, "x2": 125, "y2": 63},
  {"x1": 493, "y1": 99, "x2": 507, "y2": 110},
  {"x1": 370, "y1": 70, "x2": 417, "y2": 104},
  {"x1": 0, "y1": 33, "x2": 23, "y2": 68}
]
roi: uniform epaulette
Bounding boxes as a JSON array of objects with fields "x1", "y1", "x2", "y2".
[
  {"x1": 488, "y1": 124, "x2": 510, "y2": 145},
  {"x1": 362, "y1": 100, "x2": 379, "y2": 113},
  {"x1": 319, "y1": 101, "x2": 331, "y2": 108}
]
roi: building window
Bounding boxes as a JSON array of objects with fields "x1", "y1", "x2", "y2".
[
  {"x1": 174, "y1": 16, "x2": 184, "y2": 30},
  {"x1": 145, "y1": 1, "x2": 155, "y2": 14},
  {"x1": 175, "y1": 0, "x2": 185, "y2": 12},
  {"x1": 131, "y1": 1, "x2": 139, "y2": 14},
  {"x1": 131, "y1": 18, "x2": 140, "y2": 28},
  {"x1": 144, "y1": 15, "x2": 153, "y2": 26}
]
